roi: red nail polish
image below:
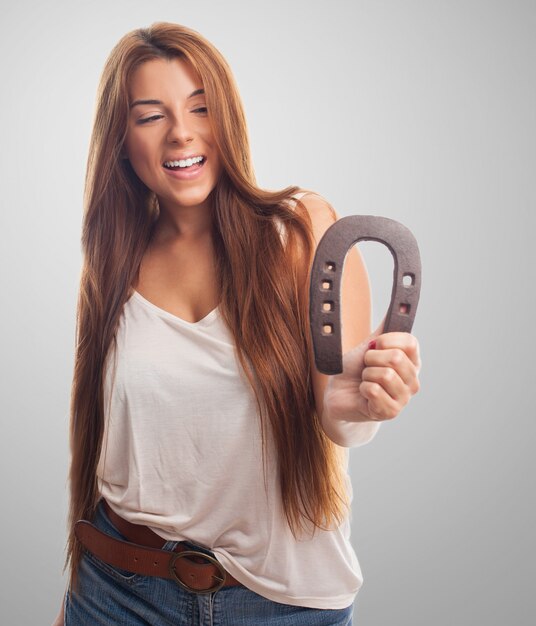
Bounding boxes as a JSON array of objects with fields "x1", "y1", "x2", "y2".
[{"x1": 368, "y1": 340, "x2": 377, "y2": 350}]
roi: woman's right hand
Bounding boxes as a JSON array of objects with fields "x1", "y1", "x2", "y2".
[{"x1": 51, "y1": 590, "x2": 66, "y2": 626}]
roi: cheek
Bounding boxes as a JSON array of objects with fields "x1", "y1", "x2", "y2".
[
  {"x1": 128, "y1": 144, "x2": 158, "y2": 177},
  {"x1": 208, "y1": 150, "x2": 223, "y2": 176},
  {"x1": 125, "y1": 148, "x2": 159, "y2": 189},
  {"x1": 213, "y1": 159, "x2": 223, "y2": 180},
  {"x1": 125, "y1": 131, "x2": 152, "y2": 161}
]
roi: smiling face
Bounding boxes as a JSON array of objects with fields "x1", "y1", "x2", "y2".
[{"x1": 123, "y1": 56, "x2": 223, "y2": 215}]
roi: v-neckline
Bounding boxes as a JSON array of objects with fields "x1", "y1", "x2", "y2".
[{"x1": 131, "y1": 290, "x2": 219, "y2": 326}]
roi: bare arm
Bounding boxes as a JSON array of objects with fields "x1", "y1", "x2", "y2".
[
  {"x1": 297, "y1": 192, "x2": 381, "y2": 447},
  {"x1": 51, "y1": 588, "x2": 66, "y2": 626},
  {"x1": 300, "y1": 193, "x2": 421, "y2": 445}
]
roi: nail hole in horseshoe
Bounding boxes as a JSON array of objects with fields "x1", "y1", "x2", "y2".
[
  {"x1": 403, "y1": 273, "x2": 415, "y2": 287},
  {"x1": 399, "y1": 302, "x2": 410, "y2": 315},
  {"x1": 322, "y1": 301, "x2": 334, "y2": 312},
  {"x1": 321, "y1": 279, "x2": 332, "y2": 290},
  {"x1": 322, "y1": 323, "x2": 333, "y2": 335},
  {"x1": 325, "y1": 261, "x2": 336, "y2": 272}
]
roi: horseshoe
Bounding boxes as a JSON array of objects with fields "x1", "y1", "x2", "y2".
[{"x1": 309, "y1": 215, "x2": 422, "y2": 374}]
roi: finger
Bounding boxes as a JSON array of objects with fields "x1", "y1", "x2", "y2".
[
  {"x1": 358, "y1": 380, "x2": 400, "y2": 421},
  {"x1": 374, "y1": 332, "x2": 421, "y2": 370},
  {"x1": 364, "y1": 348, "x2": 421, "y2": 394},
  {"x1": 361, "y1": 366, "x2": 412, "y2": 404}
]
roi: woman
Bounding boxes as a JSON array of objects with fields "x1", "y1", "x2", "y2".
[{"x1": 54, "y1": 21, "x2": 421, "y2": 626}]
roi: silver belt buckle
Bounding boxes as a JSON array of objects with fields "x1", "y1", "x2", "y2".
[{"x1": 168, "y1": 550, "x2": 227, "y2": 594}]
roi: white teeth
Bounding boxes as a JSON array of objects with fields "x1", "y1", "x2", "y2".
[{"x1": 164, "y1": 156, "x2": 204, "y2": 168}]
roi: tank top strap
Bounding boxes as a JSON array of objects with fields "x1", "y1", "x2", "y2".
[{"x1": 289, "y1": 190, "x2": 322, "y2": 205}]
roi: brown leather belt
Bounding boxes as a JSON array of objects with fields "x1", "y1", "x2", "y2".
[{"x1": 74, "y1": 499, "x2": 243, "y2": 594}]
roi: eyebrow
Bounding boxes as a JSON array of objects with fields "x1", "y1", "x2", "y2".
[{"x1": 129, "y1": 88, "x2": 205, "y2": 109}]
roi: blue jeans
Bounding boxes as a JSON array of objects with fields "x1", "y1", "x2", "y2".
[{"x1": 65, "y1": 498, "x2": 354, "y2": 625}]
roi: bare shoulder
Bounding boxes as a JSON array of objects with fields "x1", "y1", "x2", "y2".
[
  {"x1": 291, "y1": 191, "x2": 338, "y2": 242},
  {"x1": 292, "y1": 191, "x2": 371, "y2": 351}
]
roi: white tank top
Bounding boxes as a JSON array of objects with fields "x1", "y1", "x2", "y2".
[{"x1": 96, "y1": 194, "x2": 379, "y2": 609}]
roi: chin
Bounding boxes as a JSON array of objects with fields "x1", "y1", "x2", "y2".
[{"x1": 162, "y1": 189, "x2": 215, "y2": 209}]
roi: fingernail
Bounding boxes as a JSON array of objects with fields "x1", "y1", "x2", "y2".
[{"x1": 368, "y1": 340, "x2": 377, "y2": 350}]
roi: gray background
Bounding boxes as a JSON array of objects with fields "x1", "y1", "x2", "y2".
[{"x1": 1, "y1": 0, "x2": 534, "y2": 624}]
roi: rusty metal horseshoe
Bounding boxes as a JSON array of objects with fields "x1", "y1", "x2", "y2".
[{"x1": 309, "y1": 215, "x2": 422, "y2": 375}]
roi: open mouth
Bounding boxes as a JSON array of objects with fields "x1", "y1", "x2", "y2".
[{"x1": 163, "y1": 156, "x2": 206, "y2": 171}]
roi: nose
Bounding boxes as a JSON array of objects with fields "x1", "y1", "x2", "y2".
[{"x1": 166, "y1": 111, "x2": 194, "y2": 144}]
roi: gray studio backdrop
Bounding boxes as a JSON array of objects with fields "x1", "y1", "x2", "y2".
[{"x1": 1, "y1": 1, "x2": 534, "y2": 624}]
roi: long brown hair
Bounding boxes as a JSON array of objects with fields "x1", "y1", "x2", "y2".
[{"x1": 65, "y1": 21, "x2": 349, "y2": 592}]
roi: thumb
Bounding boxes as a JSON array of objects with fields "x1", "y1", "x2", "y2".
[{"x1": 341, "y1": 313, "x2": 386, "y2": 377}]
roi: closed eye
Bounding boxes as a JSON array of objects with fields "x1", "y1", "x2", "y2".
[
  {"x1": 137, "y1": 108, "x2": 208, "y2": 125},
  {"x1": 137, "y1": 115, "x2": 163, "y2": 125}
]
